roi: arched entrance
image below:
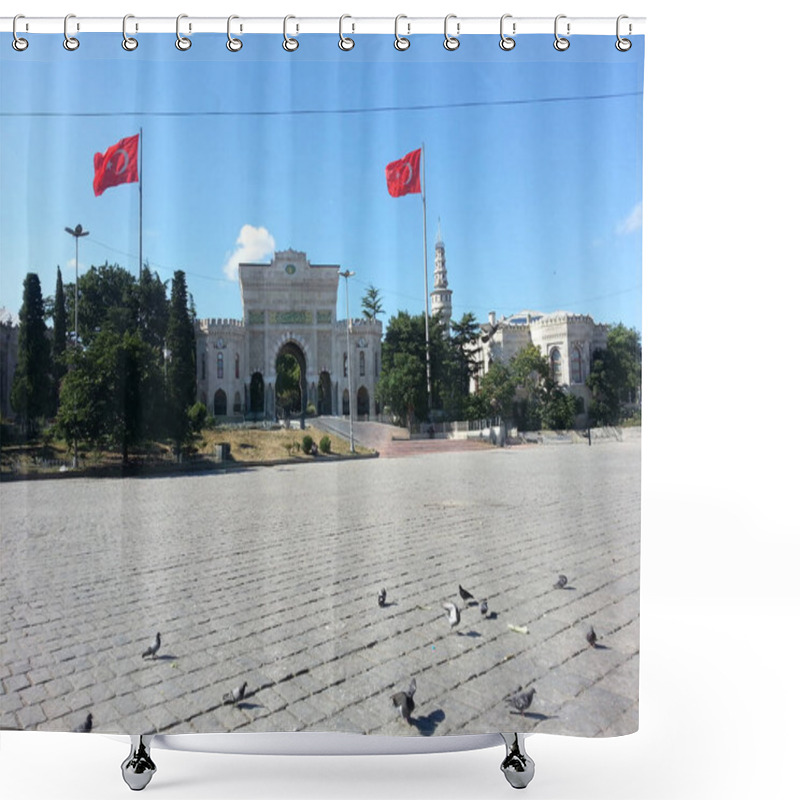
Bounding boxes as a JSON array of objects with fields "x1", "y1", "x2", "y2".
[
  {"x1": 357, "y1": 386, "x2": 370, "y2": 419},
  {"x1": 342, "y1": 388, "x2": 350, "y2": 417},
  {"x1": 275, "y1": 341, "x2": 307, "y2": 421},
  {"x1": 250, "y1": 372, "x2": 264, "y2": 417},
  {"x1": 213, "y1": 388, "x2": 227, "y2": 417},
  {"x1": 318, "y1": 371, "x2": 332, "y2": 415}
]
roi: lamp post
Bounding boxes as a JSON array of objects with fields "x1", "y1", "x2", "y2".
[
  {"x1": 339, "y1": 269, "x2": 356, "y2": 454},
  {"x1": 64, "y1": 224, "x2": 89, "y2": 346}
]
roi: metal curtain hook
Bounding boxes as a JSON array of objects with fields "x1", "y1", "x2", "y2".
[
  {"x1": 283, "y1": 15, "x2": 299, "y2": 51},
  {"x1": 553, "y1": 14, "x2": 570, "y2": 51},
  {"x1": 63, "y1": 13, "x2": 79, "y2": 51},
  {"x1": 616, "y1": 14, "x2": 632, "y2": 51},
  {"x1": 176, "y1": 14, "x2": 191, "y2": 51},
  {"x1": 499, "y1": 14, "x2": 515, "y2": 51},
  {"x1": 394, "y1": 14, "x2": 410, "y2": 51},
  {"x1": 339, "y1": 14, "x2": 354, "y2": 50},
  {"x1": 122, "y1": 14, "x2": 138, "y2": 51},
  {"x1": 12, "y1": 14, "x2": 29, "y2": 51},
  {"x1": 444, "y1": 14, "x2": 460, "y2": 51},
  {"x1": 227, "y1": 15, "x2": 242, "y2": 51}
]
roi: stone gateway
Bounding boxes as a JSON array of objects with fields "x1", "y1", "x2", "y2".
[{"x1": 195, "y1": 250, "x2": 382, "y2": 421}]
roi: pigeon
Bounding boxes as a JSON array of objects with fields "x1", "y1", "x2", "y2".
[
  {"x1": 378, "y1": 588, "x2": 387, "y2": 608},
  {"x1": 391, "y1": 677, "x2": 417, "y2": 724},
  {"x1": 586, "y1": 626, "x2": 598, "y2": 648},
  {"x1": 223, "y1": 681, "x2": 248, "y2": 705},
  {"x1": 458, "y1": 585, "x2": 475, "y2": 604},
  {"x1": 505, "y1": 686, "x2": 536, "y2": 714},
  {"x1": 73, "y1": 712, "x2": 93, "y2": 733},
  {"x1": 554, "y1": 574, "x2": 568, "y2": 589},
  {"x1": 479, "y1": 598, "x2": 489, "y2": 616},
  {"x1": 442, "y1": 602, "x2": 461, "y2": 629},
  {"x1": 141, "y1": 632, "x2": 161, "y2": 659}
]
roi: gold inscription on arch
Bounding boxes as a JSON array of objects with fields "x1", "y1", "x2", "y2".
[{"x1": 268, "y1": 310, "x2": 313, "y2": 326}]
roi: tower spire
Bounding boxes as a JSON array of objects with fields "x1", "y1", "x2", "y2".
[{"x1": 430, "y1": 219, "x2": 453, "y2": 333}]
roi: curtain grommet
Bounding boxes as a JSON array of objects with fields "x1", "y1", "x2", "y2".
[
  {"x1": 553, "y1": 14, "x2": 570, "y2": 51},
  {"x1": 394, "y1": 15, "x2": 410, "y2": 51},
  {"x1": 339, "y1": 15, "x2": 355, "y2": 51},
  {"x1": 226, "y1": 15, "x2": 243, "y2": 52},
  {"x1": 283, "y1": 15, "x2": 299, "y2": 52},
  {"x1": 616, "y1": 15, "x2": 632, "y2": 51},
  {"x1": 499, "y1": 14, "x2": 516, "y2": 51},
  {"x1": 63, "y1": 13, "x2": 79, "y2": 51},
  {"x1": 444, "y1": 14, "x2": 460, "y2": 51},
  {"x1": 122, "y1": 14, "x2": 138, "y2": 51},
  {"x1": 176, "y1": 14, "x2": 191, "y2": 51},
  {"x1": 12, "y1": 15, "x2": 28, "y2": 51}
]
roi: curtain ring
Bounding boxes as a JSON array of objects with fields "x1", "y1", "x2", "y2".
[
  {"x1": 553, "y1": 14, "x2": 570, "y2": 51},
  {"x1": 283, "y1": 15, "x2": 299, "y2": 51},
  {"x1": 499, "y1": 14, "x2": 515, "y2": 51},
  {"x1": 63, "y1": 13, "x2": 79, "y2": 51},
  {"x1": 227, "y1": 15, "x2": 243, "y2": 51},
  {"x1": 176, "y1": 14, "x2": 191, "y2": 51},
  {"x1": 12, "y1": 15, "x2": 28, "y2": 51},
  {"x1": 122, "y1": 14, "x2": 138, "y2": 51},
  {"x1": 394, "y1": 14, "x2": 410, "y2": 51},
  {"x1": 339, "y1": 14, "x2": 354, "y2": 51},
  {"x1": 444, "y1": 14, "x2": 460, "y2": 51},
  {"x1": 616, "y1": 15, "x2": 632, "y2": 51}
]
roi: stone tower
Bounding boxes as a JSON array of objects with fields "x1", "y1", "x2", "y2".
[{"x1": 430, "y1": 220, "x2": 453, "y2": 332}]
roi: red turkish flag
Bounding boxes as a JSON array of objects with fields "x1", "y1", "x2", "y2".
[
  {"x1": 93, "y1": 134, "x2": 139, "y2": 197},
  {"x1": 385, "y1": 148, "x2": 422, "y2": 197}
]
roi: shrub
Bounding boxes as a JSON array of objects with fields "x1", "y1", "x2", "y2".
[
  {"x1": 319, "y1": 435, "x2": 331, "y2": 454},
  {"x1": 305, "y1": 403, "x2": 316, "y2": 417},
  {"x1": 187, "y1": 401, "x2": 209, "y2": 433},
  {"x1": 301, "y1": 434, "x2": 314, "y2": 455}
]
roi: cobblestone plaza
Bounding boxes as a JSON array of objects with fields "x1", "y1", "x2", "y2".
[{"x1": 1, "y1": 441, "x2": 640, "y2": 738}]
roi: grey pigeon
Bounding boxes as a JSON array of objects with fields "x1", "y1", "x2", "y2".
[
  {"x1": 378, "y1": 588, "x2": 387, "y2": 608},
  {"x1": 223, "y1": 681, "x2": 248, "y2": 705},
  {"x1": 141, "y1": 632, "x2": 161, "y2": 659},
  {"x1": 442, "y1": 602, "x2": 461, "y2": 629},
  {"x1": 554, "y1": 574, "x2": 568, "y2": 589},
  {"x1": 73, "y1": 712, "x2": 93, "y2": 733},
  {"x1": 479, "y1": 598, "x2": 489, "y2": 616},
  {"x1": 458, "y1": 585, "x2": 475, "y2": 604},
  {"x1": 586, "y1": 626, "x2": 598, "y2": 648},
  {"x1": 391, "y1": 677, "x2": 417, "y2": 724},
  {"x1": 505, "y1": 686, "x2": 536, "y2": 714}
]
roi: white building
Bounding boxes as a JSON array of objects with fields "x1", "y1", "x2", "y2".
[
  {"x1": 195, "y1": 250, "x2": 382, "y2": 421},
  {"x1": 475, "y1": 309, "x2": 608, "y2": 419}
]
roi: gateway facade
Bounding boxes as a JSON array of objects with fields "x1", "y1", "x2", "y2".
[{"x1": 195, "y1": 250, "x2": 382, "y2": 421}]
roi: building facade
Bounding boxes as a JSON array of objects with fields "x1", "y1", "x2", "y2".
[
  {"x1": 475, "y1": 309, "x2": 608, "y2": 418},
  {"x1": 195, "y1": 250, "x2": 382, "y2": 421}
]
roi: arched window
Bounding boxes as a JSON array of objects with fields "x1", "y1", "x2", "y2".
[
  {"x1": 342, "y1": 388, "x2": 350, "y2": 416},
  {"x1": 550, "y1": 348, "x2": 562, "y2": 384},
  {"x1": 343, "y1": 353, "x2": 348, "y2": 377},
  {"x1": 359, "y1": 351, "x2": 365, "y2": 377},
  {"x1": 217, "y1": 352, "x2": 224, "y2": 380},
  {"x1": 570, "y1": 346, "x2": 583, "y2": 384},
  {"x1": 233, "y1": 391, "x2": 242, "y2": 414},
  {"x1": 235, "y1": 353, "x2": 240, "y2": 379}
]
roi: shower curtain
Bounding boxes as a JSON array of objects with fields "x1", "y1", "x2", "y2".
[{"x1": 0, "y1": 20, "x2": 643, "y2": 742}]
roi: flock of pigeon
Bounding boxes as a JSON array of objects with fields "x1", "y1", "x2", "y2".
[
  {"x1": 71, "y1": 572, "x2": 601, "y2": 734},
  {"x1": 386, "y1": 575, "x2": 602, "y2": 726}
]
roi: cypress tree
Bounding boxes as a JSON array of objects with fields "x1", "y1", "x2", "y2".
[
  {"x1": 165, "y1": 270, "x2": 196, "y2": 454},
  {"x1": 52, "y1": 266, "x2": 68, "y2": 407},
  {"x1": 11, "y1": 273, "x2": 52, "y2": 435}
]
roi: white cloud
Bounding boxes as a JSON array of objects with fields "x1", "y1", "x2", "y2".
[
  {"x1": 223, "y1": 225, "x2": 276, "y2": 281},
  {"x1": 616, "y1": 202, "x2": 643, "y2": 235}
]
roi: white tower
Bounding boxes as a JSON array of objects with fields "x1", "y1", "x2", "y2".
[{"x1": 430, "y1": 220, "x2": 453, "y2": 332}]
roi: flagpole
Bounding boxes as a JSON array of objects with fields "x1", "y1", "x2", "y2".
[
  {"x1": 420, "y1": 143, "x2": 432, "y2": 419},
  {"x1": 138, "y1": 127, "x2": 143, "y2": 280}
]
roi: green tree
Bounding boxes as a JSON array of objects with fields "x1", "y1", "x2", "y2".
[
  {"x1": 56, "y1": 329, "x2": 164, "y2": 464},
  {"x1": 11, "y1": 273, "x2": 52, "y2": 434},
  {"x1": 52, "y1": 266, "x2": 68, "y2": 405},
  {"x1": 476, "y1": 360, "x2": 515, "y2": 420},
  {"x1": 361, "y1": 284, "x2": 384, "y2": 320},
  {"x1": 275, "y1": 352, "x2": 301, "y2": 414},
  {"x1": 377, "y1": 351, "x2": 426, "y2": 429},
  {"x1": 136, "y1": 264, "x2": 170, "y2": 352},
  {"x1": 165, "y1": 270, "x2": 196, "y2": 454},
  {"x1": 586, "y1": 324, "x2": 642, "y2": 425}
]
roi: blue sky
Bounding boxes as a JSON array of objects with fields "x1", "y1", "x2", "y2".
[{"x1": 1, "y1": 33, "x2": 643, "y2": 332}]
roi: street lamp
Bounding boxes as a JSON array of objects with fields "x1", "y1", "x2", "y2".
[
  {"x1": 339, "y1": 269, "x2": 356, "y2": 453},
  {"x1": 64, "y1": 224, "x2": 89, "y2": 345}
]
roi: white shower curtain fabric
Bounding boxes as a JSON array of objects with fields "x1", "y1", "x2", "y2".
[{"x1": 0, "y1": 30, "x2": 643, "y2": 738}]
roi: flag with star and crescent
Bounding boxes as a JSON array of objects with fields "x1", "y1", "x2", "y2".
[
  {"x1": 385, "y1": 148, "x2": 421, "y2": 198},
  {"x1": 93, "y1": 134, "x2": 139, "y2": 197}
]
